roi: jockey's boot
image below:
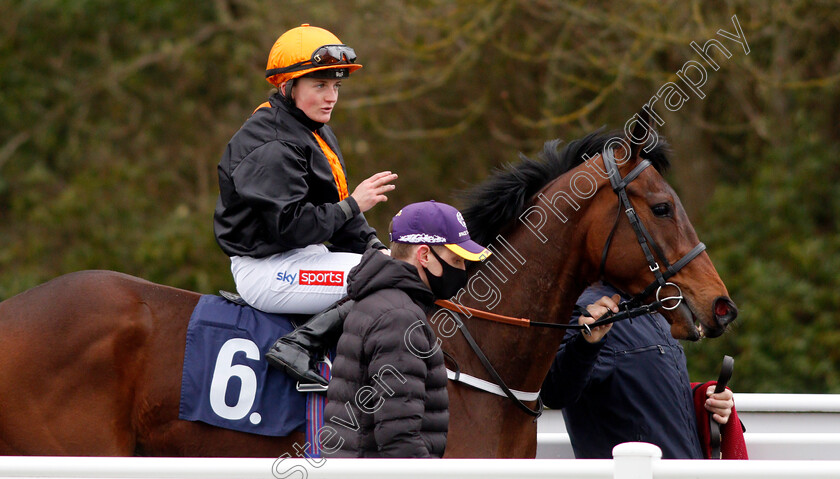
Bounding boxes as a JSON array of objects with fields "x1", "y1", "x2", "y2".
[{"x1": 265, "y1": 298, "x2": 354, "y2": 387}]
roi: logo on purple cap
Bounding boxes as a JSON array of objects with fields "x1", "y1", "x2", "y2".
[
  {"x1": 456, "y1": 212, "x2": 467, "y2": 228},
  {"x1": 396, "y1": 233, "x2": 446, "y2": 244}
]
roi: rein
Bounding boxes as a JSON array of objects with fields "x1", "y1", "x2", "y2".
[
  {"x1": 439, "y1": 147, "x2": 709, "y2": 417},
  {"x1": 435, "y1": 297, "x2": 671, "y2": 418},
  {"x1": 436, "y1": 299, "x2": 664, "y2": 335},
  {"x1": 437, "y1": 305, "x2": 544, "y2": 418}
]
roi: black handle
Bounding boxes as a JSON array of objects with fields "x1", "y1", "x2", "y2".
[
  {"x1": 715, "y1": 355, "x2": 734, "y2": 393},
  {"x1": 710, "y1": 355, "x2": 734, "y2": 459}
]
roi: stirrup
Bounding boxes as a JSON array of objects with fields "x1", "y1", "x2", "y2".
[
  {"x1": 295, "y1": 354, "x2": 332, "y2": 393},
  {"x1": 296, "y1": 381, "x2": 329, "y2": 393}
]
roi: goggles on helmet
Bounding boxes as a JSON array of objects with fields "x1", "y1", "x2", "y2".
[
  {"x1": 266, "y1": 44, "x2": 357, "y2": 78},
  {"x1": 312, "y1": 45, "x2": 356, "y2": 65}
]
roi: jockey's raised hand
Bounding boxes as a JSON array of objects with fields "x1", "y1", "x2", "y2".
[{"x1": 351, "y1": 171, "x2": 398, "y2": 213}]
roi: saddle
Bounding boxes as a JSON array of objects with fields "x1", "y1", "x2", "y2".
[{"x1": 219, "y1": 290, "x2": 249, "y2": 306}]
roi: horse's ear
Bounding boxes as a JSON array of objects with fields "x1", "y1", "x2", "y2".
[{"x1": 625, "y1": 108, "x2": 657, "y2": 161}]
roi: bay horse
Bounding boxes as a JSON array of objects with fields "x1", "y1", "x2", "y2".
[{"x1": 0, "y1": 120, "x2": 736, "y2": 458}]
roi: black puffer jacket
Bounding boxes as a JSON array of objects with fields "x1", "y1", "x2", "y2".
[
  {"x1": 324, "y1": 250, "x2": 449, "y2": 458},
  {"x1": 214, "y1": 93, "x2": 378, "y2": 258}
]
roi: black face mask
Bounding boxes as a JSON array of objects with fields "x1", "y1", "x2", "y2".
[{"x1": 423, "y1": 247, "x2": 468, "y2": 300}]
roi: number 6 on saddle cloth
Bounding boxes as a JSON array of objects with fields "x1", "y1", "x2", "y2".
[{"x1": 179, "y1": 295, "x2": 333, "y2": 438}]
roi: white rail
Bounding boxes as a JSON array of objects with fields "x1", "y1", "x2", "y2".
[
  {"x1": 735, "y1": 393, "x2": 840, "y2": 412},
  {"x1": 3, "y1": 394, "x2": 840, "y2": 478},
  {"x1": 2, "y1": 444, "x2": 840, "y2": 479},
  {"x1": 537, "y1": 393, "x2": 840, "y2": 460}
]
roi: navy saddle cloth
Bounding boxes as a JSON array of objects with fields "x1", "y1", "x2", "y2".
[{"x1": 179, "y1": 295, "x2": 308, "y2": 437}]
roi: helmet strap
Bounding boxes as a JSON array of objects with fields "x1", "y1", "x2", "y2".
[{"x1": 280, "y1": 78, "x2": 296, "y2": 105}]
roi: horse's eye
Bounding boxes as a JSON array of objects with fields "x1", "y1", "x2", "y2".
[{"x1": 652, "y1": 203, "x2": 672, "y2": 217}]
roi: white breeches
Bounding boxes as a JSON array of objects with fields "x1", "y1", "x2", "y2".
[{"x1": 231, "y1": 244, "x2": 361, "y2": 314}]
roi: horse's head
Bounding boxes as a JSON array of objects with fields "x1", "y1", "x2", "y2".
[
  {"x1": 462, "y1": 116, "x2": 736, "y2": 341},
  {"x1": 577, "y1": 113, "x2": 737, "y2": 340}
]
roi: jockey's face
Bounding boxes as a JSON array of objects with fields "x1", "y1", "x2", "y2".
[{"x1": 289, "y1": 77, "x2": 341, "y2": 123}]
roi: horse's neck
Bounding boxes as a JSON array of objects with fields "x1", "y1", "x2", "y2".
[
  {"x1": 449, "y1": 184, "x2": 591, "y2": 394},
  {"x1": 442, "y1": 182, "x2": 594, "y2": 458},
  {"x1": 442, "y1": 151, "x2": 644, "y2": 456}
]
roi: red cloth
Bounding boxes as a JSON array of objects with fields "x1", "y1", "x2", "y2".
[{"x1": 691, "y1": 381, "x2": 749, "y2": 459}]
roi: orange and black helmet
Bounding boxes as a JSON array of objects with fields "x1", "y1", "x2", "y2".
[{"x1": 265, "y1": 24, "x2": 362, "y2": 88}]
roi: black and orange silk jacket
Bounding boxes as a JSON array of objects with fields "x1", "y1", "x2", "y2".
[{"x1": 214, "y1": 93, "x2": 380, "y2": 258}]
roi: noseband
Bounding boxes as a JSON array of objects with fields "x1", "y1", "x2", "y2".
[
  {"x1": 438, "y1": 147, "x2": 708, "y2": 417},
  {"x1": 598, "y1": 147, "x2": 706, "y2": 311}
]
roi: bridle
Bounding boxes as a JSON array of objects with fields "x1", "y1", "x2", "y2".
[
  {"x1": 598, "y1": 146, "x2": 706, "y2": 312},
  {"x1": 437, "y1": 146, "x2": 708, "y2": 417}
]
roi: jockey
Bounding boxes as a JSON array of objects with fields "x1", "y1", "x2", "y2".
[{"x1": 213, "y1": 24, "x2": 397, "y2": 385}]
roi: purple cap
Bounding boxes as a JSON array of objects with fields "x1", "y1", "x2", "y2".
[{"x1": 389, "y1": 200, "x2": 491, "y2": 261}]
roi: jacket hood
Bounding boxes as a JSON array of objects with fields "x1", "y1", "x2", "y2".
[{"x1": 347, "y1": 250, "x2": 434, "y2": 306}]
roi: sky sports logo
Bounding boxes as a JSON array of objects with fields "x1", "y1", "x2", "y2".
[{"x1": 275, "y1": 270, "x2": 345, "y2": 286}]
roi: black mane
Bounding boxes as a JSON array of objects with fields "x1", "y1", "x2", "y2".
[{"x1": 461, "y1": 129, "x2": 671, "y2": 246}]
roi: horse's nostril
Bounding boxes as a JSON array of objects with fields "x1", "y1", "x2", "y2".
[{"x1": 714, "y1": 297, "x2": 738, "y2": 325}]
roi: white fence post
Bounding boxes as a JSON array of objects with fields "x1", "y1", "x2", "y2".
[{"x1": 612, "y1": 442, "x2": 661, "y2": 479}]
